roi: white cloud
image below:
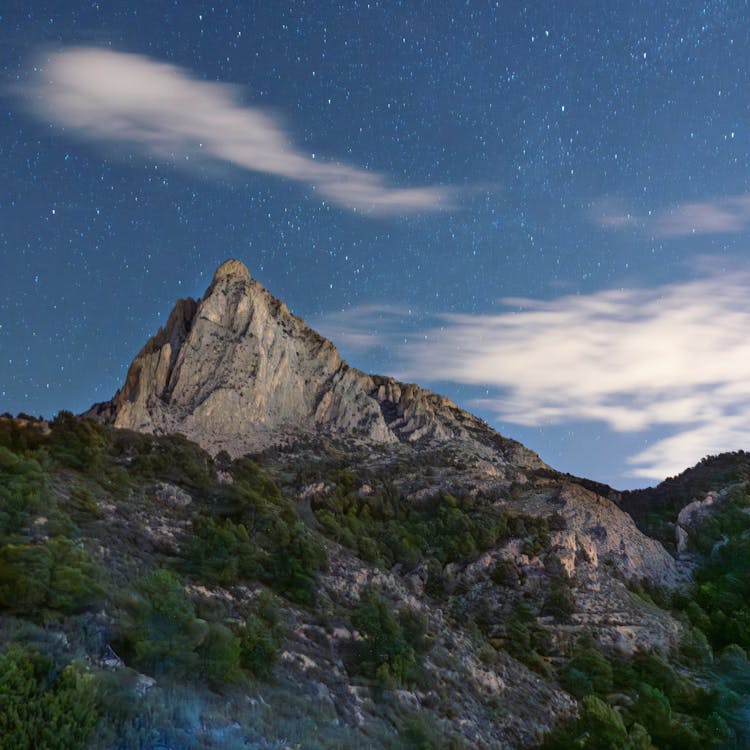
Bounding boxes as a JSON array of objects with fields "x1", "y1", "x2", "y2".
[
  {"x1": 595, "y1": 193, "x2": 750, "y2": 237},
  {"x1": 24, "y1": 47, "x2": 454, "y2": 214},
  {"x1": 314, "y1": 304, "x2": 415, "y2": 350},
  {"x1": 321, "y1": 275, "x2": 750, "y2": 480},
  {"x1": 655, "y1": 194, "x2": 750, "y2": 236}
]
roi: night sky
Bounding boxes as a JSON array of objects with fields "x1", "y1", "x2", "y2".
[{"x1": 4, "y1": 1, "x2": 750, "y2": 489}]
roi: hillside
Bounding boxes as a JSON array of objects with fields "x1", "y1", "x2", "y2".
[{"x1": 2, "y1": 261, "x2": 750, "y2": 749}]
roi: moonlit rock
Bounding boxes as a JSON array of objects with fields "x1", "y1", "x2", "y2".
[{"x1": 86, "y1": 259, "x2": 545, "y2": 469}]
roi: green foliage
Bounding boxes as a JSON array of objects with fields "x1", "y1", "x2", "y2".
[
  {"x1": 350, "y1": 591, "x2": 428, "y2": 689},
  {"x1": 182, "y1": 515, "x2": 259, "y2": 585},
  {"x1": 693, "y1": 533, "x2": 750, "y2": 651},
  {"x1": 0, "y1": 644, "x2": 99, "y2": 750},
  {"x1": 111, "y1": 430, "x2": 215, "y2": 492},
  {"x1": 239, "y1": 619, "x2": 280, "y2": 679},
  {"x1": 549, "y1": 640, "x2": 732, "y2": 750},
  {"x1": 0, "y1": 448, "x2": 48, "y2": 538},
  {"x1": 126, "y1": 569, "x2": 203, "y2": 674},
  {"x1": 0, "y1": 537, "x2": 101, "y2": 615},
  {"x1": 182, "y1": 462, "x2": 325, "y2": 604},
  {"x1": 124, "y1": 569, "x2": 262, "y2": 686},
  {"x1": 541, "y1": 581, "x2": 576, "y2": 622},
  {"x1": 490, "y1": 559, "x2": 520, "y2": 587},
  {"x1": 501, "y1": 602, "x2": 552, "y2": 677},
  {"x1": 197, "y1": 622, "x2": 241, "y2": 685},
  {"x1": 260, "y1": 519, "x2": 325, "y2": 605},
  {"x1": 238, "y1": 595, "x2": 283, "y2": 680},
  {"x1": 48, "y1": 412, "x2": 109, "y2": 472},
  {"x1": 0, "y1": 417, "x2": 47, "y2": 454},
  {"x1": 313, "y1": 486, "x2": 550, "y2": 571},
  {"x1": 394, "y1": 714, "x2": 462, "y2": 750},
  {"x1": 560, "y1": 642, "x2": 613, "y2": 698},
  {"x1": 542, "y1": 695, "x2": 628, "y2": 749}
]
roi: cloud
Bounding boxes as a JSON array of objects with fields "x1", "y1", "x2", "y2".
[
  {"x1": 655, "y1": 194, "x2": 750, "y2": 236},
  {"x1": 590, "y1": 198, "x2": 639, "y2": 229},
  {"x1": 314, "y1": 304, "x2": 415, "y2": 350},
  {"x1": 320, "y1": 274, "x2": 750, "y2": 480},
  {"x1": 24, "y1": 46, "x2": 453, "y2": 215},
  {"x1": 595, "y1": 193, "x2": 750, "y2": 237}
]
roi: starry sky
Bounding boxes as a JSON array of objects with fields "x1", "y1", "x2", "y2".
[{"x1": 4, "y1": 1, "x2": 750, "y2": 489}]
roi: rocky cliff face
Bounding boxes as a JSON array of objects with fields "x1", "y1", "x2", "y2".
[{"x1": 88, "y1": 259, "x2": 544, "y2": 472}]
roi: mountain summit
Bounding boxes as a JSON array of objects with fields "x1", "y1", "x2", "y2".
[{"x1": 88, "y1": 259, "x2": 543, "y2": 469}]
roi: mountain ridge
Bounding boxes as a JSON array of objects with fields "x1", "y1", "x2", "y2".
[{"x1": 87, "y1": 259, "x2": 545, "y2": 475}]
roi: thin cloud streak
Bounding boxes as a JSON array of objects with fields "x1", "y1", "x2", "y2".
[
  {"x1": 596, "y1": 193, "x2": 750, "y2": 237},
  {"x1": 656, "y1": 194, "x2": 750, "y2": 236},
  {"x1": 24, "y1": 47, "x2": 454, "y2": 214},
  {"x1": 324, "y1": 275, "x2": 750, "y2": 480}
]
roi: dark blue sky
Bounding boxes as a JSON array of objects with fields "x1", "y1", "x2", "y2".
[{"x1": 3, "y1": 1, "x2": 750, "y2": 488}]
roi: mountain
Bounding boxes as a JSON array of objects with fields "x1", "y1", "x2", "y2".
[
  {"x1": 87, "y1": 259, "x2": 543, "y2": 474},
  {"x1": 3, "y1": 261, "x2": 750, "y2": 749}
]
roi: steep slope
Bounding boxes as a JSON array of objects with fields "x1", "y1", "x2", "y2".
[
  {"x1": 87, "y1": 259, "x2": 686, "y2": 596},
  {"x1": 87, "y1": 259, "x2": 544, "y2": 473}
]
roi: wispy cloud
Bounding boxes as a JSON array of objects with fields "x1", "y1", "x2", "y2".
[
  {"x1": 23, "y1": 46, "x2": 454, "y2": 215},
  {"x1": 322, "y1": 275, "x2": 750, "y2": 480},
  {"x1": 314, "y1": 304, "x2": 415, "y2": 350},
  {"x1": 595, "y1": 193, "x2": 750, "y2": 237},
  {"x1": 655, "y1": 194, "x2": 750, "y2": 236},
  {"x1": 590, "y1": 197, "x2": 640, "y2": 230}
]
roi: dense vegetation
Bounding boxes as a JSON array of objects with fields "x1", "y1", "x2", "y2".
[
  {"x1": 0, "y1": 415, "x2": 334, "y2": 748},
  {"x1": 3, "y1": 414, "x2": 750, "y2": 748},
  {"x1": 541, "y1": 482, "x2": 750, "y2": 749},
  {"x1": 311, "y1": 470, "x2": 562, "y2": 573}
]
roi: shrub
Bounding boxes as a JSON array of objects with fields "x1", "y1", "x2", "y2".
[
  {"x1": 350, "y1": 592, "x2": 427, "y2": 689},
  {"x1": 562, "y1": 643, "x2": 613, "y2": 696},
  {"x1": 0, "y1": 447, "x2": 48, "y2": 538},
  {"x1": 0, "y1": 537, "x2": 101, "y2": 615},
  {"x1": 182, "y1": 516, "x2": 260, "y2": 585},
  {"x1": 239, "y1": 611, "x2": 282, "y2": 680},
  {"x1": 541, "y1": 582, "x2": 576, "y2": 622},
  {"x1": 126, "y1": 570, "x2": 203, "y2": 674},
  {"x1": 542, "y1": 695, "x2": 628, "y2": 749},
  {"x1": 181, "y1": 461, "x2": 325, "y2": 604},
  {"x1": 0, "y1": 644, "x2": 99, "y2": 750},
  {"x1": 197, "y1": 623, "x2": 241, "y2": 685},
  {"x1": 48, "y1": 412, "x2": 108, "y2": 473},
  {"x1": 259, "y1": 520, "x2": 325, "y2": 605}
]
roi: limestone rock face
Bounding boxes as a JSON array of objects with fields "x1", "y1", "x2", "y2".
[{"x1": 88, "y1": 259, "x2": 545, "y2": 468}]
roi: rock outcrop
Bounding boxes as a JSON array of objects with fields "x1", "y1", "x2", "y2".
[{"x1": 87, "y1": 259, "x2": 544, "y2": 470}]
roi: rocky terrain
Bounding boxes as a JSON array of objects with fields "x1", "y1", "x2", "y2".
[
  {"x1": 2, "y1": 260, "x2": 749, "y2": 749},
  {"x1": 87, "y1": 259, "x2": 542, "y2": 474}
]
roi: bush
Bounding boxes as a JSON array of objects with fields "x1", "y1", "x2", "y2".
[
  {"x1": 561, "y1": 642, "x2": 613, "y2": 697},
  {"x1": 239, "y1": 611, "x2": 282, "y2": 680},
  {"x1": 0, "y1": 644, "x2": 99, "y2": 750},
  {"x1": 259, "y1": 520, "x2": 325, "y2": 605},
  {"x1": 48, "y1": 412, "x2": 108, "y2": 473},
  {"x1": 0, "y1": 447, "x2": 48, "y2": 538},
  {"x1": 180, "y1": 458, "x2": 325, "y2": 605},
  {"x1": 350, "y1": 592, "x2": 427, "y2": 689},
  {"x1": 541, "y1": 582, "x2": 576, "y2": 622},
  {"x1": 0, "y1": 537, "x2": 101, "y2": 615},
  {"x1": 182, "y1": 516, "x2": 260, "y2": 585},
  {"x1": 312, "y1": 489, "x2": 517, "y2": 570},
  {"x1": 542, "y1": 695, "x2": 628, "y2": 749},
  {"x1": 126, "y1": 570, "x2": 203, "y2": 674},
  {"x1": 197, "y1": 622, "x2": 241, "y2": 685}
]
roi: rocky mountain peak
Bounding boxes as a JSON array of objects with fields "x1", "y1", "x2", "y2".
[
  {"x1": 87, "y1": 260, "x2": 545, "y2": 472},
  {"x1": 211, "y1": 258, "x2": 252, "y2": 285}
]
